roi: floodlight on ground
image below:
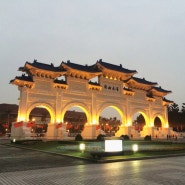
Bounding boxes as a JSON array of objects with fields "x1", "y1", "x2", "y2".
[
  {"x1": 79, "y1": 143, "x2": 85, "y2": 153},
  {"x1": 132, "y1": 144, "x2": 138, "y2": 152},
  {"x1": 13, "y1": 138, "x2": 16, "y2": 143}
]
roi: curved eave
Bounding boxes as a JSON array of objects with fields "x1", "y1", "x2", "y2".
[
  {"x1": 162, "y1": 99, "x2": 174, "y2": 106},
  {"x1": 125, "y1": 77, "x2": 158, "y2": 91},
  {"x1": 23, "y1": 63, "x2": 66, "y2": 79},
  {"x1": 103, "y1": 69, "x2": 135, "y2": 81},
  {"x1": 150, "y1": 88, "x2": 172, "y2": 97},
  {"x1": 126, "y1": 80, "x2": 157, "y2": 91},
  {"x1": 62, "y1": 63, "x2": 102, "y2": 80},
  {"x1": 10, "y1": 78, "x2": 34, "y2": 88},
  {"x1": 97, "y1": 63, "x2": 137, "y2": 81},
  {"x1": 96, "y1": 60, "x2": 137, "y2": 74}
]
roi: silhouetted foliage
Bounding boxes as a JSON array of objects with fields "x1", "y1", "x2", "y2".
[
  {"x1": 75, "y1": 134, "x2": 83, "y2": 141},
  {"x1": 168, "y1": 103, "x2": 185, "y2": 131},
  {"x1": 144, "y1": 135, "x2": 151, "y2": 141},
  {"x1": 120, "y1": 135, "x2": 130, "y2": 140},
  {"x1": 97, "y1": 134, "x2": 105, "y2": 141}
]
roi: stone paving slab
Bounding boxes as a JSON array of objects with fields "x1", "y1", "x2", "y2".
[
  {"x1": 0, "y1": 156, "x2": 185, "y2": 185},
  {"x1": 0, "y1": 141, "x2": 92, "y2": 173}
]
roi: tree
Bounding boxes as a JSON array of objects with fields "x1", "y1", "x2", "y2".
[
  {"x1": 168, "y1": 103, "x2": 179, "y2": 130},
  {"x1": 181, "y1": 103, "x2": 185, "y2": 113},
  {"x1": 180, "y1": 103, "x2": 185, "y2": 131},
  {"x1": 168, "y1": 103, "x2": 179, "y2": 113},
  {"x1": 167, "y1": 102, "x2": 185, "y2": 131}
]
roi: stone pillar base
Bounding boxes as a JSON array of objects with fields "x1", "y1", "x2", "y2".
[
  {"x1": 45, "y1": 123, "x2": 58, "y2": 140},
  {"x1": 140, "y1": 126, "x2": 154, "y2": 138},
  {"x1": 115, "y1": 126, "x2": 131, "y2": 137},
  {"x1": 45, "y1": 123, "x2": 71, "y2": 141},
  {"x1": 81, "y1": 124, "x2": 100, "y2": 140},
  {"x1": 10, "y1": 122, "x2": 32, "y2": 141}
]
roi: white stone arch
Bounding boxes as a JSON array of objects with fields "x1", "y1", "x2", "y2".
[
  {"x1": 27, "y1": 102, "x2": 55, "y2": 123},
  {"x1": 97, "y1": 102, "x2": 125, "y2": 125},
  {"x1": 61, "y1": 101, "x2": 90, "y2": 124},
  {"x1": 131, "y1": 108, "x2": 149, "y2": 127},
  {"x1": 152, "y1": 113, "x2": 165, "y2": 128}
]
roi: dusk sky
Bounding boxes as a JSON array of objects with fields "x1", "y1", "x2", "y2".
[{"x1": 1, "y1": 0, "x2": 185, "y2": 109}]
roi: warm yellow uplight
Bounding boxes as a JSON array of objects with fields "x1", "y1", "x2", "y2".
[
  {"x1": 79, "y1": 143, "x2": 85, "y2": 153},
  {"x1": 92, "y1": 119, "x2": 97, "y2": 125},
  {"x1": 126, "y1": 121, "x2": 131, "y2": 126},
  {"x1": 164, "y1": 123, "x2": 169, "y2": 128},
  {"x1": 18, "y1": 116, "x2": 26, "y2": 122},
  {"x1": 149, "y1": 122, "x2": 154, "y2": 127},
  {"x1": 132, "y1": 144, "x2": 138, "y2": 152},
  {"x1": 56, "y1": 118, "x2": 61, "y2": 123}
]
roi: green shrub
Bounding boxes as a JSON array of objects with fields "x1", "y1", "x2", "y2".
[
  {"x1": 121, "y1": 135, "x2": 130, "y2": 140},
  {"x1": 75, "y1": 134, "x2": 83, "y2": 141},
  {"x1": 97, "y1": 134, "x2": 105, "y2": 141},
  {"x1": 144, "y1": 135, "x2": 152, "y2": 141}
]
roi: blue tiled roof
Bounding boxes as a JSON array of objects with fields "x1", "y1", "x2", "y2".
[
  {"x1": 152, "y1": 86, "x2": 172, "y2": 93},
  {"x1": 97, "y1": 59, "x2": 137, "y2": 74},
  {"x1": 10, "y1": 75, "x2": 33, "y2": 83},
  {"x1": 162, "y1": 97, "x2": 173, "y2": 103},
  {"x1": 132, "y1": 77, "x2": 158, "y2": 85},
  {"x1": 19, "y1": 60, "x2": 64, "y2": 72},
  {"x1": 62, "y1": 61, "x2": 101, "y2": 73}
]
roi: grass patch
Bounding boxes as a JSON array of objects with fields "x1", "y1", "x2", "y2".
[{"x1": 10, "y1": 140, "x2": 185, "y2": 161}]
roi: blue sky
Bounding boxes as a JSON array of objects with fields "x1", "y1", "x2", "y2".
[{"x1": 1, "y1": 0, "x2": 185, "y2": 108}]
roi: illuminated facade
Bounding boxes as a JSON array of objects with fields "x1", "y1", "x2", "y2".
[{"x1": 10, "y1": 59, "x2": 173, "y2": 140}]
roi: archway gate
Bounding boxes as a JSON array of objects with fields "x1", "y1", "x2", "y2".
[{"x1": 10, "y1": 59, "x2": 173, "y2": 140}]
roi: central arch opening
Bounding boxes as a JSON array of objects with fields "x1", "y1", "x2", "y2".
[
  {"x1": 99, "y1": 106, "x2": 121, "y2": 136},
  {"x1": 63, "y1": 106, "x2": 87, "y2": 136}
]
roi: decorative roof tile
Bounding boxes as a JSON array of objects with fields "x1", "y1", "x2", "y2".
[
  {"x1": 19, "y1": 60, "x2": 64, "y2": 72},
  {"x1": 97, "y1": 59, "x2": 137, "y2": 74},
  {"x1": 130, "y1": 77, "x2": 158, "y2": 86},
  {"x1": 152, "y1": 86, "x2": 172, "y2": 94},
  {"x1": 10, "y1": 74, "x2": 33, "y2": 83},
  {"x1": 62, "y1": 60, "x2": 101, "y2": 73}
]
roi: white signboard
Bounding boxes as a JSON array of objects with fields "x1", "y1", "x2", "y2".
[{"x1": 105, "y1": 140, "x2": 123, "y2": 152}]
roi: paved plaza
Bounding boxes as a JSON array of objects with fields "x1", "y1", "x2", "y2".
[
  {"x1": 0, "y1": 140, "x2": 92, "y2": 173},
  {"x1": 0, "y1": 156, "x2": 185, "y2": 185},
  {"x1": 0, "y1": 139, "x2": 185, "y2": 185}
]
